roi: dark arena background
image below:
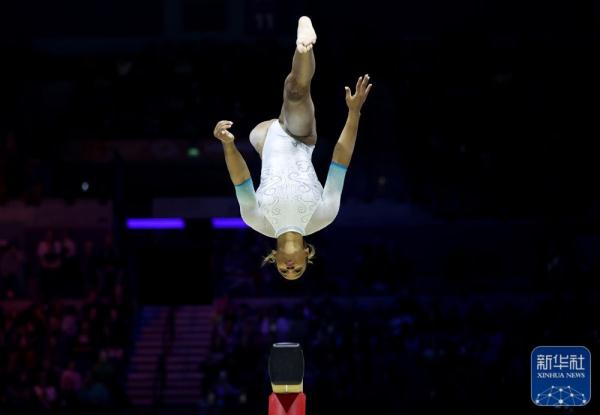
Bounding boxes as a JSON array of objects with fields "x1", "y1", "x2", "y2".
[{"x1": 1, "y1": 0, "x2": 599, "y2": 414}]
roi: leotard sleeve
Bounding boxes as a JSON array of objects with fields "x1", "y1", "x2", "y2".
[
  {"x1": 304, "y1": 162, "x2": 348, "y2": 235},
  {"x1": 234, "y1": 178, "x2": 277, "y2": 238}
]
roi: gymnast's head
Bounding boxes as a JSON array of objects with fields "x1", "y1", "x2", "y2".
[{"x1": 262, "y1": 231, "x2": 315, "y2": 280}]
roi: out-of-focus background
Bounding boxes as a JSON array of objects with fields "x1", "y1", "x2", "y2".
[{"x1": 1, "y1": 0, "x2": 599, "y2": 413}]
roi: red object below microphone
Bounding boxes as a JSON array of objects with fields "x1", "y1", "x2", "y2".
[{"x1": 268, "y1": 393, "x2": 306, "y2": 415}]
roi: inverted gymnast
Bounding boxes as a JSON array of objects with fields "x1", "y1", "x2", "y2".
[{"x1": 213, "y1": 16, "x2": 372, "y2": 280}]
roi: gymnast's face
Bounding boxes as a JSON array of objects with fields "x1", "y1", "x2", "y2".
[{"x1": 276, "y1": 244, "x2": 309, "y2": 280}]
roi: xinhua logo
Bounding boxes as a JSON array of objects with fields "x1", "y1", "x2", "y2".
[{"x1": 531, "y1": 346, "x2": 591, "y2": 406}]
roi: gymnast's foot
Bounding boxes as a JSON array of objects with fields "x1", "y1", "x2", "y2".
[{"x1": 296, "y1": 16, "x2": 316, "y2": 54}]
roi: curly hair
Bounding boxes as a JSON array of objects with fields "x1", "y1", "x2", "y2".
[{"x1": 261, "y1": 243, "x2": 316, "y2": 267}]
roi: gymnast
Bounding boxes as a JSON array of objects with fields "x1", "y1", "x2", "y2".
[{"x1": 213, "y1": 16, "x2": 372, "y2": 280}]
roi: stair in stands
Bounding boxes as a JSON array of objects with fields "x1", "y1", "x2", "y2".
[{"x1": 127, "y1": 305, "x2": 214, "y2": 406}]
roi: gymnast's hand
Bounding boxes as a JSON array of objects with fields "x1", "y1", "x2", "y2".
[
  {"x1": 213, "y1": 120, "x2": 235, "y2": 144},
  {"x1": 345, "y1": 74, "x2": 373, "y2": 114}
]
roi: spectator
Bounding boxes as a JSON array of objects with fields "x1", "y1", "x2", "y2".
[
  {"x1": 80, "y1": 240, "x2": 98, "y2": 295},
  {"x1": 1, "y1": 298, "x2": 132, "y2": 414},
  {"x1": 0, "y1": 241, "x2": 26, "y2": 299},
  {"x1": 61, "y1": 306, "x2": 79, "y2": 338},
  {"x1": 91, "y1": 351, "x2": 115, "y2": 386},
  {"x1": 97, "y1": 233, "x2": 123, "y2": 298},
  {"x1": 33, "y1": 372, "x2": 59, "y2": 412},
  {"x1": 60, "y1": 360, "x2": 82, "y2": 406},
  {"x1": 274, "y1": 306, "x2": 290, "y2": 342},
  {"x1": 81, "y1": 378, "x2": 111, "y2": 407},
  {"x1": 60, "y1": 230, "x2": 79, "y2": 297},
  {"x1": 104, "y1": 307, "x2": 127, "y2": 351},
  {"x1": 36, "y1": 229, "x2": 63, "y2": 299}
]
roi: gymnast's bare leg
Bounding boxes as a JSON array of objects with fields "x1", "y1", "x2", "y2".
[
  {"x1": 278, "y1": 16, "x2": 318, "y2": 144},
  {"x1": 250, "y1": 16, "x2": 318, "y2": 156}
]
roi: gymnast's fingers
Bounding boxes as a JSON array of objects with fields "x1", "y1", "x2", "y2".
[
  {"x1": 355, "y1": 76, "x2": 363, "y2": 93},
  {"x1": 214, "y1": 120, "x2": 232, "y2": 135},
  {"x1": 362, "y1": 74, "x2": 370, "y2": 90}
]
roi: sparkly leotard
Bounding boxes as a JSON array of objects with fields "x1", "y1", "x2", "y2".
[{"x1": 235, "y1": 120, "x2": 347, "y2": 238}]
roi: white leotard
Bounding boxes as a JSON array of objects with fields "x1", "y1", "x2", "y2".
[{"x1": 234, "y1": 120, "x2": 347, "y2": 238}]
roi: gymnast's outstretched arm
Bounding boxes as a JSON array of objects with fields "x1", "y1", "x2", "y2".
[
  {"x1": 213, "y1": 120, "x2": 276, "y2": 237},
  {"x1": 331, "y1": 74, "x2": 373, "y2": 167},
  {"x1": 213, "y1": 120, "x2": 251, "y2": 185},
  {"x1": 304, "y1": 75, "x2": 373, "y2": 235}
]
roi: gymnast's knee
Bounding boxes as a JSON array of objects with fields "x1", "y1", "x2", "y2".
[{"x1": 284, "y1": 75, "x2": 310, "y2": 101}]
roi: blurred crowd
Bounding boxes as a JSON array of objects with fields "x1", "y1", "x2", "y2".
[
  {"x1": 211, "y1": 225, "x2": 598, "y2": 299},
  {"x1": 0, "y1": 285, "x2": 133, "y2": 414},
  {"x1": 0, "y1": 229, "x2": 124, "y2": 301},
  {"x1": 211, "y1": 230, "x2": 411, "y2": 298},
  {"x1": 199, "y1": 291, "x2": 599, "y2": 414}
]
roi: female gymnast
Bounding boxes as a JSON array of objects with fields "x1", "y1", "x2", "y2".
[{"x1": 213, "y1": 16, "x2": 372, "y2": 280}]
